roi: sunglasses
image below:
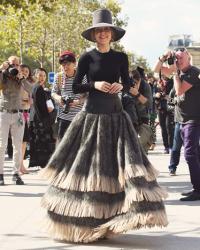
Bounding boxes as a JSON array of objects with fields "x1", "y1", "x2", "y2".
[{"x1": 174, "y1": 48, "x2": 186, "y2": 52}]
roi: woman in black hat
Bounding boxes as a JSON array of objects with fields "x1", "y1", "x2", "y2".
[{"x1": 41, "y1": 8, "x2": 168, "y2": 243}]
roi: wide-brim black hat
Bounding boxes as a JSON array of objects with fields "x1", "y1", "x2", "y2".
[{"x1": 81, "y1": 8, "x2": 125, "y2": 42}]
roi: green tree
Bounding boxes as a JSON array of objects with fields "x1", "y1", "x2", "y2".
[{"x1": 0, "y1": 0, "x2": 152, "y2": 73}]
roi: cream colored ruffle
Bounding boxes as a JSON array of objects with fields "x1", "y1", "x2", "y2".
[
  {"x1": 40, "y1": 162, "x2": 160, "y2": 194},
  {"x1": 41, "y1": 185, "x2": 167, "y2": 219},
  {"x1": 43, "y1": 210, "x2": 168, "y2": 243}
]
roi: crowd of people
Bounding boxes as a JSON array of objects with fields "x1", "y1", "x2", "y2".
[{"x1": 0, "y1": 7, "x2": 200, "y2": 244}]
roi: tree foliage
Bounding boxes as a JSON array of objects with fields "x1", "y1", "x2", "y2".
[{"x1": 0, "y1": 0, "x2": 150, "y2": 73}]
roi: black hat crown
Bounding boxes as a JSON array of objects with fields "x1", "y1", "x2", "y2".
[{"x1": 92, "y1": 8, "x2": 112, "y2": 26}]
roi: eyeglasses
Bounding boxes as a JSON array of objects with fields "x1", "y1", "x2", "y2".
[
  {"x1": 94, "y1": 27, "x2": 111, "y2": 33},
  {"x1": 174, "y1": 48, "x2": 186, "y2": 52}
]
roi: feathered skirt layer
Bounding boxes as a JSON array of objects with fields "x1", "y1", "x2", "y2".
[{"x1": 41, "y1": 110, "x2": 168, "y2": 243}]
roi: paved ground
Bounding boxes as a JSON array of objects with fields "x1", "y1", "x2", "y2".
[{"x1": 0, "y1": 132, "x2": 200, "y2": 250}]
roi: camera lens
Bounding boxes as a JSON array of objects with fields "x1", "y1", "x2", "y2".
[
  {"x1": 167, "y1": 56, "x2": 175, "y2": 65},
  {"x1": 8, "y1": 67, "x2": 18, "y2": 76}
]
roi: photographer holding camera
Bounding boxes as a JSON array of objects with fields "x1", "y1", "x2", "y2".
[
  {"x1": 154, "y1": 75, "x2": 174, "y2": 154},
  {"x1": 0, "y1": 56, "x2": 32, "y2": 185},
  {"x1": 154, "y1": 48, "x2": 200, "y2": 201},
  {"x1": 51, "y1": 51, "x2": 86, "y2": 142}
]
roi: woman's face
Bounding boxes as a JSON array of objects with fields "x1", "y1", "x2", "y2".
[
  {"x1": 36, "y1": 70, "x2": 46, "y2": 85},
  {"x1": 61, "y1": 61, "x2": 75, "y2": 75},
  {"x1": 20, "y1": 67, "x2": 30, "y2": 79},
  {"x1": 94, "y1": 27, "x2": 112, "y2": 46}
]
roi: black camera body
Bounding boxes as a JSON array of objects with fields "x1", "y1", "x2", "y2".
[
  {"x1": 62, "y1": 96, "x2": 74, "y2": 114},
  {"x1": 130, "y1": 77, "x2": 135, "y2": 87},
  {"x1": 155, "y1": 92, "x2": 166, "y2": 111},
  {"x1": 3, "y1": 64, "x2": 19, "y2": 78},
  {"x1": 167, "y1": 55, "x2": 176, "y2": 65}
]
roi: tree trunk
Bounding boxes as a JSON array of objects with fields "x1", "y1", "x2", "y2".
[{"x1": 19, "y1": 14, "x2": 23, "y2": 63}]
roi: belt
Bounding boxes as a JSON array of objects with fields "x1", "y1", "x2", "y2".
[{"x1": 0, "y1": 108, "x2": 23, "y2": 113}]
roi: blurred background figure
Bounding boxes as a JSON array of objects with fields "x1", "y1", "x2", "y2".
[
  {"x1": 29, "y1": 68, "x2": 56, "y2": 169},
  {"x1": 0, "y1": 56, "x2": 32, "y2": 185},
  {"x1": 51, "y1": 50, "x2": 86, "y2": 143},
  {"x1": 154, "y1": 75, "x2": 174, "y2": 154},
  {"x1": 147, "y1": 74, "x2": 158, "y2": 151},
  {"x1": 19, "y1": 64, "x2": 35, "y2": 174}
]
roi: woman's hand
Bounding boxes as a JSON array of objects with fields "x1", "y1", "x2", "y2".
[
  {"x1": 47, "y1": 107, "x2": 54, "y2": 113},
  {"x1": 94, "y1": 81, "x2": 111, "y2": 92},
  {"x1": 109, "y1": 82, "x2": 123, "y2": 94},
  {"x1": 155, "y1": 92, "x2": 161, "y2": 98},
  {"x1": 69, "y1": 99, "x2": 80, "y2": 107},
  {"x1": 129, "y1": 86, "x2": 139, "y2": 96},
  {"x1": 159, "y1": 51, "x2": 172, "y2": 63}
]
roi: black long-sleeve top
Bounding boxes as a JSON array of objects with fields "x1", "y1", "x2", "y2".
[
  {"x1": 30, "y1": 83, "x2": 50, "y2": 124},
  {"x1": 73, "y1": 48, "x2": 130, "y2": 94}
]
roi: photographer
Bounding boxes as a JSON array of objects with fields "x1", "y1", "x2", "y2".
[
  {"x1": 122, "y1": 69, "x2": 153, "y2": 153},
  {"x1": 154, "y1": 75, "x2": 174, "y2": 154},
  {"x1": 167, "y1": 87, "x2": 183, "y2": 176},
  {"x1": 154, "y1": 48, "x2": 200, "y2": 201},
  {"x1": 51, "y1": 51, "x2": 86, "y2": 142},
  {"x1": 0, "y1": 56, "x2": 32, "y2": 185}
]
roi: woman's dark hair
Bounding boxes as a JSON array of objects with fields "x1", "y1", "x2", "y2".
[
  {"x1": 33, "y1": 67, "x2": 47, "y2": 76},
  {"x1": 131, "y1": 69, "x2": 141, "y2": 82}
]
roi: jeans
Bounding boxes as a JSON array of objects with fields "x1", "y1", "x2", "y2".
[
  {"x1": 168, "y1": 123, "x2": 183, "y2": 171},
  {"x1": 0, "y1": 112, "x2": 25, "y2": 174},
  {"x1": 57, "y1": 119, "x2": 71, "y2": 141},
  {"x1": 181, "y1": 123, "x2": 200, "y2": 191}
]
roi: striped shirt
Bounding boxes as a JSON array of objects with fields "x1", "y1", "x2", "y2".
[{"x1": 51, "y1": 72, "x2": 86, "y2": 121}]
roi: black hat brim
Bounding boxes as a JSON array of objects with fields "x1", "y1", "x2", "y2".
[{"x1": 81, "y1": 23, "x2": 125, "y2": 42}]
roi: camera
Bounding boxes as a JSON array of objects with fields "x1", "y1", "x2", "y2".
[
  {"x1": 167, "y1": 54, "x2": 176, "y2": 65},
  {"x1": 3, "y1": 64, "x2": 19, "y2": 78},
  {"x1": 62, "y1": 96, "x2": 74, "y2": 114},
  {"x1": 130, "y1": 77, "x2": 135, "y2": 87}
]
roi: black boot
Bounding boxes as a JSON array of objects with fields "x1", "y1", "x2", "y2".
[
  {"x1": 0, "y1": 174, "x2": 4, "y2": 185},
  {"x1": 12, "y1": 173, "x2": 24, "y2": 185}
]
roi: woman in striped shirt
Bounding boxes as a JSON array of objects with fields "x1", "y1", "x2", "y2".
[{"x1": 51, "y1": 51, "x2": 86, "y2": 142}]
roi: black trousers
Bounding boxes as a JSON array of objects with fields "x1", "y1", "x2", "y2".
[
  {"x1": 158, "y1": 110, "x2": 175, "y2": 149},
  {"x1": 57, "y1": 119, "x2": 71, "y2": 142}
]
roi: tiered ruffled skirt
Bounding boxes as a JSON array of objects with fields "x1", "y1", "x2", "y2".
[{"x1": 41, "y1": 110, "x2": 168, "y2": 243}]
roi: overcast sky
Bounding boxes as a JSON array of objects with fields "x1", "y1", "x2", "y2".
[{"x1": 119, "y1": 0, "x2": 200, "y2": 68}]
